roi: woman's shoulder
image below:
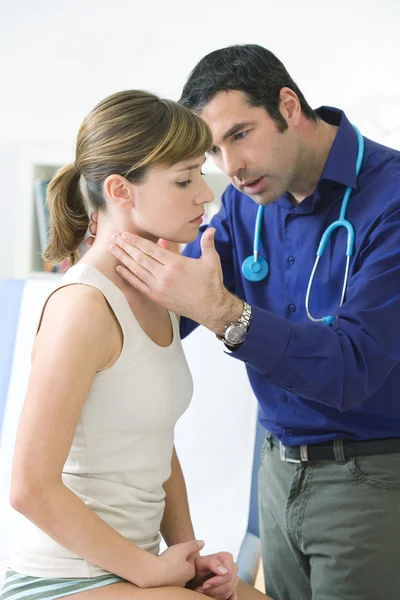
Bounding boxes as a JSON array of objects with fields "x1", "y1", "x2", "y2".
[
  {"x1": 35, "y1": 283, "x2": 115, "y2": 355},
  {"x1": 46, "y1": 282, "x2": 110, "y2": 322}
]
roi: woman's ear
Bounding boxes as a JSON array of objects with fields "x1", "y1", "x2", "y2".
[{"x1": 104, "y1": 175, "x2": 135, "y2": 210}]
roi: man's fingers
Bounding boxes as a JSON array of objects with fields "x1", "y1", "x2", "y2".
[
  {"x1": 111, "y1": 237, "x2": 164, "y2": 278},
  {"x1": 115, "y1": 266, "x2": 150, "y2": 296},
  {"x1": 89, "y1": 222, "x2": 97, "y2": 235},
  {"x1": 119, "y1": 232, "x2": 169, "y2": 265},
  {"x1": 109, "y1": 243, "x2": 157, "y2": 287}
]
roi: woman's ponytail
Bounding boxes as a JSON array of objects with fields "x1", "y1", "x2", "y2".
[
  {"x1": 43, "y1": 163, "x2": 89, "y2": 266},
  {"x1": 43, "y1": 90, "x2": 212, "y2": 269}
]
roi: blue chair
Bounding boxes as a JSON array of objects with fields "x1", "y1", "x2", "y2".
[
  {"x1": 0, "y1": 279, "x2": 25, "y2": 446},
  {"x1": 0, "y1": 278, "x2": 264, "y2": 587}
]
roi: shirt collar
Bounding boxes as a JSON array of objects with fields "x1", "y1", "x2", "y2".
[
  {"x1": 277, "y1": 106, "x2": 359, "y2": 213},
  {"x1": 316, "y1": 106, "x2": 358, "y2": 189}
]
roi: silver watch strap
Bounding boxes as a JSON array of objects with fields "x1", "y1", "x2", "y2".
[
  {"x1": 216, "y1": 301, "x2": 252, "y2": 345},
  {"x1": 238, "y1": 301, "x2": 252, "y2": 329}
]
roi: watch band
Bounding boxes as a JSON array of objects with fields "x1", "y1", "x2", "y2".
[
  {"x1": 216, "y1": 301, "x2": 252, "y2": 347},
  {"x1": 238, "y1": 301, "x2": 252, "y2": 330}
]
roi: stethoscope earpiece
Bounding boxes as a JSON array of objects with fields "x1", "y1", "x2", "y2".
[{"x1": 242, "y1": 254, "x2": 269, "y2": 282}]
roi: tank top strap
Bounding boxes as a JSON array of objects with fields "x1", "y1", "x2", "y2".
[
  {"x1": 36, "y1": 264, "x2": 133, "y2": 347},
  {"x1": 37, "y1": 263, "x2": 180, "y2": 363},
  {"x1": 59, "y1": 264, "x2": 134, "y2": 337}
]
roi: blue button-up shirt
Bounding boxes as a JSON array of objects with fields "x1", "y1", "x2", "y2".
[{"x1": 181, "y1": 107, "x2": 400, "y2": 445}]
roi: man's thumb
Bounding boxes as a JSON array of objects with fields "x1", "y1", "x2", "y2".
[{"x1": 200, "y1": 228, "x2": 217, "y2": 260}]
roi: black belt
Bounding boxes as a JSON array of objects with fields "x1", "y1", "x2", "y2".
[{"x1": 272, "y1": 435, "x2": 400, "y2": 463}]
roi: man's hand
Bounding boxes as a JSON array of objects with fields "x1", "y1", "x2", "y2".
[
  {"x1": 108, "y1": 229, "x2": 243, "y2": 334},
  {"x1": 186, "y1": 552, "x2": 239, "y2": 600},
  {"x1": 87, "y1": 212, "x2": 180, "y2": 253}
]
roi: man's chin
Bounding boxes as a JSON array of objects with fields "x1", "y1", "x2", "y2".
[
  {"x1": 246, "y1": 190, "x2": 278, "y2": 206},
  {"x1": 231, "y1": 180, "x2": 281, "y2": 205}
]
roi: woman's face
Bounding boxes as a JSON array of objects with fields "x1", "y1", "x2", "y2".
[{"x1": 128, "y1": 155, "x2": 214, "y2": 243}]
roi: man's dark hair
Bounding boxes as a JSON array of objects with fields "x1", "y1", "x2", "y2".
[{"x1": 180, "y1": 44, "x2": 317, "y2": 132}]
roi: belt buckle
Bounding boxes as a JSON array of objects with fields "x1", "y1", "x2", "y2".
[{"x1": 279, "y1": 441, "x2": 308, "y2": 463}]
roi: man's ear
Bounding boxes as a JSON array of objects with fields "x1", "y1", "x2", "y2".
[
  {"x1": 104, "y1": 174, "x2": 135, "y2": 210},
  {"x1": 279, "y1": 87, "x2": 301, "y2": 127}
]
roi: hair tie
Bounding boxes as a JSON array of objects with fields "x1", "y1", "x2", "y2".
[{"x1": 73, "y1": 161, "x2": 80, "y2": 175}]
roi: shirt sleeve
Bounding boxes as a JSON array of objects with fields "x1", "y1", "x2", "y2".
[
  {"x1": 232, "y1": 205, "x2": 400, "y2": 412},
  {"x1": 180, "y1": 187, "x2": 236, "y2": 340}
]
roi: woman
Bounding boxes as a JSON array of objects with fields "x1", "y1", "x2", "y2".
[{"x1": 0, "y1": 91, "x2": 270, "y2": 600}]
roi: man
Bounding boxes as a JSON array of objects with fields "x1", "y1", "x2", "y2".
[{"x1": 106, "y1": 45, "x2": 400, "y2": 599}]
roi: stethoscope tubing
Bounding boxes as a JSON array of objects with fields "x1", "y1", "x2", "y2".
[{"x1": 242, "y1": 125, "x2": 365, "y2": 325}]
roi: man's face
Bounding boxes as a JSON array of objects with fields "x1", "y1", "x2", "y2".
[{"x1": 200, "y1": 90, "x2": 300, "y2": 205}]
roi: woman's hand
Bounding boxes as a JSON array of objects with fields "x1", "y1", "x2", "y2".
[
  {"x1": 189, "y1": 552, "x2": 239, "y2": 599},
  {"x1": 150, "y1": 540, "x2": 204, "y2": 588}
]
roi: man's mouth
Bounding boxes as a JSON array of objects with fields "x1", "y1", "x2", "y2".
[{"x1": 241, "y1": 176, "x2": 265, "y2": 193}]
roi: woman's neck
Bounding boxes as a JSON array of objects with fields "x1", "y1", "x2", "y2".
[{"x1": 77, "y1": 218, "x2": 152, "y2": 298}]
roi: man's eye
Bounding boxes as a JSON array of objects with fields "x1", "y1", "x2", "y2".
[
  {"x1": 177, "y1": 180, "x2": 191, "y2": 188},
  {"x1": 234, "y1": 131, "x2": 247, "y2": 141}
]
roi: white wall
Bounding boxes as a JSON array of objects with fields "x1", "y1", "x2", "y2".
[{"x1": 1, "y1": 0, "x2": 400, "y2": 276}]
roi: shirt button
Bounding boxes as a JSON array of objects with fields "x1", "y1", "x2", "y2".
[
  {"x1": 287, "y1": 256, "x2": 295, "y2": 265},
  {"x1": 286, "y1": 384, "x2": 294, "y2": 392},
  {"x1": 287, "y1": 429, "x2": 293, "y2": 436},
  {"x1": 288, "y1": 303, "x2": 297, "y2": 312},
  {"x1": 281, "y1": 393, "x2": 288, "y2": 402}
]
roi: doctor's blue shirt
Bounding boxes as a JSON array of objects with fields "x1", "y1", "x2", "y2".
[{"x1": 180, "y1": 107, "x2": 400, "y2": 445}]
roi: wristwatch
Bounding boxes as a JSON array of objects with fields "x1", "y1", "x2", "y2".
[{"x1": 216, "y1": 301, "x2": 252, "y2": 348}]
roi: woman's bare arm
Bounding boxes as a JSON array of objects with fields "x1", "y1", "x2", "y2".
[{"x1": 10, "y1": 285, "x2": 159, "y2": 586}]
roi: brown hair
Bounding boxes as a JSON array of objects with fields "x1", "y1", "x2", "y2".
[{"x1": 44, "y1": 90, "x2": 212, "y2": 266}]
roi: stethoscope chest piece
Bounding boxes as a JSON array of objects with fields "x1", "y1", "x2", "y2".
[
  {"x1": 242, "y1": 255, "x2": 269, "y2": 282},
  {"x1": 241, "y1": 124, "x2": 364, "y2": 324},
  {"x1": 242, "y1": 204, "x2": 269, "y2": 282}
]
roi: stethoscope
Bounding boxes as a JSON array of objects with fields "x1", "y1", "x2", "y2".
[{"x1": 242, "y1": 125, "x2": 364, "y2": 325}]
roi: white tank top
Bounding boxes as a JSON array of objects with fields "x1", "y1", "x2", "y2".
[{"x1": 10, "y1": 264, "x2": 193, "y2": 578}]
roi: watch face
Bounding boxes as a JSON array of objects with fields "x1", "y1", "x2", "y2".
[{"x1": 226, "y1": 323, "x2": 246, "y2": 344}]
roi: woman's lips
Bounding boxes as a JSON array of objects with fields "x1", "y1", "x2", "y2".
[{"x1": 190, "y1": 214, "x2": 204, "y2": 224}]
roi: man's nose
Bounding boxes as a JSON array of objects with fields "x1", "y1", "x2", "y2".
[{"x1": 222, "y1": 151, "x2": 244, "y2": 179}]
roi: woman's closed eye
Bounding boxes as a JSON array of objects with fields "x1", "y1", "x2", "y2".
[
  {"x1": 177, "y1": 171, "x2": 205, "y2": 188},
  {"x1": 177, "y1": 180, "x2": 192, "y2": 188}
]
